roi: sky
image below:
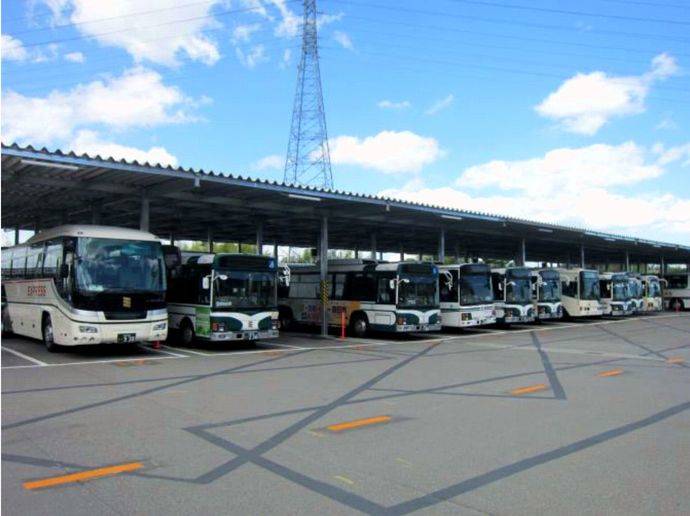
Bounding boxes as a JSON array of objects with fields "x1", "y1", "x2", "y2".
[{"x1": 2, "y1": 0, "x2": 689, "y2": 245}]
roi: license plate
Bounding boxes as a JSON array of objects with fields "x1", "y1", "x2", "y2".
[{"x1": 118, "y1": 333, "x2": 136, "y2": 343}]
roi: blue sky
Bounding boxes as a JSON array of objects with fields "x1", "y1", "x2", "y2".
[{"x1": 2, "y1": 0, "x2": 689, "y2": 244}]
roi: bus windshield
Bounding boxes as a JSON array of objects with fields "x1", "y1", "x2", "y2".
[
  {"x1": 628, "y1": 280, "x2": 641, "y2": 298},
  {"x1": 459, "y1": 272, "x2": 493, "y2": 305},
  {"x1": 580, "y1": 272, "x2": 600, "y2": 300},
  {"x1": 213, "y1": 270, "x2": 276, "y2": 309},
  {"x1": 612, "y1": 279, "x2": 630, "y2": 301},
  {"x1": 398, "y1": 275, "x2": 438, "y2": 308},
  {"x1": 539, "y1": 275, "x2": 561, "y2": 302},
  {"x1": 648, "y1": 280, "x2": 661, "y2": 297},
  {"x1": 76, "y1": 238, "x2": 165, "y2": 294}
]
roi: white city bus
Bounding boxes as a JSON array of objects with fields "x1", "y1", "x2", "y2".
[
  {"x1": 278, "y1": 260, "x2": 441, "y2": 337},
  {"x1": 640, "y1": 274, "x2": 663, "y2": 312},
  {"x1": 1, "y1": 225, "x2": 168, "y2": 351},
  {"x1": 599, "y1": 272, "x2": 632, "y2": 317},
  {"x1": 626, "y1": 274, "x2": 644, "y2": 314},
  {"x1": 439, "y1": 263, "x2": 496, "y2": 328},
  {"x1": 530, "y1": 269, "x2": 563, "y2": 321},
  {"x1": 164, "y1": 249, "x2": 279, "y2": 344},
  {"x1": 663, "y1": 272, "x2": 689, "y2": 311},
  {"x1": 555, "y1": 268, "x2": 603, "y2": 318},
  {"x1": 491, "y1": 267, "x2": 536, "y2": 324}
]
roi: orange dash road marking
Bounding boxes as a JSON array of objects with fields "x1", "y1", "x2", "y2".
[
  {"x1": 23, "y1": 462, "x2": 143, "y2": 490},
  {"x1": 510, "y1": 384, "x2": 548, "y2": 395},
  {"x1": 326, "y1": 415, "x2": 391, "y2": 433},
  {"x1": 598, "y1": 368, "x2": 624, "y2": 377},
  {"x1": 667, "y1": 357, "x2": 685, "y2": 364}
]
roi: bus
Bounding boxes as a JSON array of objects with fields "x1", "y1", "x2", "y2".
[
  {"x1": 640, "y1": 274, "x2": 663, "y2": 312},
  {"x1": 663, "y1": 272, "x2": 689, "y2": 311},
  {"x1": 555, "y1": 268, "x2": 603, "y2": 318},
  {"x1": 164, "y1": 248, "x2": 279, "y2": 345},
  {"x1": 599, "y1": 272, "x2": 632, "y2": 317},
  {"x1": 278, "y1": 259, "x2": 441, "y2": 337},
  {"x1": 531, "y1": 268, "x2": 563, "y2": 321},
  {"x1": 0, "y1": 225, "x2": 167, "y2": 351},
  {"x1": 439, "y1": 263, "x2": 496, "y2": 328},
  {"x1": 491, "y1": 267, "x2": 536, "y2": 324}
]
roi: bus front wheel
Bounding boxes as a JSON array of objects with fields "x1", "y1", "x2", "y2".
[
  {"x1": 42, "y1": 314, "x2": 59, "y2": 353},
  {"x1": 179, "y1": 319, "x2": 195, "y2": 346},
  {"x1": 349, "y1": 314, "x2": 369, "y2": 338}
]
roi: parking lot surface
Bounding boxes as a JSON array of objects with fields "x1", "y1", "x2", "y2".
[{"x1": 2, "y1": 313, "x2": 689, "y2": 515}]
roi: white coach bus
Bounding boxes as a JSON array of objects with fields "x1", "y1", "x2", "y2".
[
  {"x1": 556, "y1": 268, "x2": 603, "y2": 318},
  {"x1": 531, "y1": 269, "x2": 563, "y2": 321},
  {"x1": 164, "y1": 248, "x2": 279, "y2": 345},
  {"x1": 640, "y1": 274, "x2": 663, "y2": 312},
  {"x1": 599, "y1": 272, "x2": 632, "y2": 317},
  {"x1": 663, "y1": 272, "x2": 690, "y2": 311},
  {"x1": 1, "y1": 225, "x2": 168, "y2": 351},
  {"x1": 278, "y1": 260, "x2": 441, "y2": 337},
  {"x1": 491, "y1": 267, "x2": 536, "y2": 324},
  {"x1": 439, "y1": 263, "x2": 496, "y2": 328}
]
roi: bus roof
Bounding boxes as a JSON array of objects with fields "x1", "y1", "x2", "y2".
[{"x1": 25, "y1": 225, "x2": 160, "y2": 245}]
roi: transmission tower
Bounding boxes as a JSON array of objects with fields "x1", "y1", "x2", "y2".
[{"x1": 283, "y1": 0, "x2": 334, "y2": 189}]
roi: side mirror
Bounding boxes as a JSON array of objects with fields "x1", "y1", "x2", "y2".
[
  {"x1": 60, "y1": 263, "x2": 69, "y2": 278},
  {"x1": 217, "y1": 274, "x2": 228, "y2": 281},
  {"x1": 202, "y1": 276, "x2": 211, "y2": 290},
  {"x1": 498, "y1": 282, "x2": 504, "y2": 292},
  {"x1": 389, "y1": 279, "x2": 396, "y2": 290}
]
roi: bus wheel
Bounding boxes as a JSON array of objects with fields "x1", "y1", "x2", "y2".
[
  {"x1": 349, "y1": 314, "x2": 369, "y2": 338},
  {"x1": 42, "y1": 314, "x2": 59, "y2": 352},
  {"x1": 179, "y1": 319, "x2": 195, "y2": 346}
]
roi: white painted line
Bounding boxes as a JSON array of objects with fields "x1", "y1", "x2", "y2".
[
  {"x1": 143, "y1": 345, "x2": 188, "y2": 358},
  {"x1": 160, "y1": 345, "x2": 211, "y2": 356},
  {"x1": 1, "y1": 346, "x2": 48, "y2": 366},
  {"x1": 1, "y1": 354, "x2": 182, "y2": 370},
  {"x1": 264, "y1": 343, "x2": 307, "y2": 350}
]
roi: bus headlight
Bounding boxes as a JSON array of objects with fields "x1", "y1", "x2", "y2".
[
  {"x1": 153, "y1": 322, "x2": 167, "y2": 331},
  {"x1": 79, "y1": 325, "x2": 98, "y2": 333},
  {"x1": 272, "y1": 319, "x2": 279, "y2": 329}
]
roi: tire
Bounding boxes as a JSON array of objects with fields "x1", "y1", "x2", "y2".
[
  {"x1": 42, "y1": 314, "x2": 59, "y2": 353},
  {"x1": 178, "y1": 319, "x2": 195, "y2": 346},
  {"x1": 279, "y1": 308, "x2": 293, "y2": 331},
  {"x1": 349, "y1": 314, "x2": 369, "y2": 338}
]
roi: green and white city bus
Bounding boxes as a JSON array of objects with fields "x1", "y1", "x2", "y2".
[
  {"x1": 662, "y1": 272, "x2": 689, "y2": 311},
  {"x1": 626, "y1": 274, "x2": 644, "y2": 314},
  {"x1": 165, "y1": 249, "x2": 280, "y2": 345},
  {"x1": 278, "y1": 259, "x2": 441, "y2": 337},
  {"x1": 491, "y1": 267, "x2": 536, "y2": 324},
  {"x1": 1, "y1": 225, "x2": 168, "y2": 351},
  {"x1": 640, "y1": 274, "x2": 663, "y2": 312},
  {"x1": 555, "y1": 268, "x2": 603, "y2": 318},
  {"x1": 599, "y1": 272, "x2": 632, "y2": 317},
  {"x1": 439, "y1": 263, "x2": 496, "y2": 328},
  {"x1": 530, "y1": 268, "x2": 563, "y2": 321}
]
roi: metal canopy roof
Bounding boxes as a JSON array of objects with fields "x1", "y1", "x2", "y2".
[{"x1": 2, "y1": 144, "x2": 689, "y2": 264}]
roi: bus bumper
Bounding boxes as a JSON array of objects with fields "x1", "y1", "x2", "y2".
[
  {"x1": 503, "y1": 315, "x2": 535, "y2": 324},
  {"x1": 209, "y1": 329, "x2": 279, "y2": 341},
  {"x1": 394, "y1": 323, "x2": 442, "y2": 332},
  {"x1": 60, "y1": 319, "x2": 168, "y2": 346}
]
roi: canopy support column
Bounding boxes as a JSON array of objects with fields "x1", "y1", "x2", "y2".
[
  {"x1": 139, "y1": 194, "x2": 150, "y2": 232},
  {"x1": 580, "y1": 244, "x2": 586, "y2": 269},
  {"x1": 517, "y1": 238, "x2": 526, "y2": 266},
  {"x1": 319, "y1": 215, "x2": 329, "y2": 337},
  {"x1": 256, "y1": 221, "x2": 264, "y2": 255},
  {"x1": 207, "y1": 227, "x2": 214, "y2": 253},
  {"x1": 624, "y1": 252, "x2": 630, "y2": 271},
  {"x1": 371, "y1": 233, "x2": 377, "y2": 261},
  {"x1": 438, "y1": 229, "x2": 446, "y2": 263},
  {"x1": 399, "y1": 243, "x2": 404, "y2": 262}
]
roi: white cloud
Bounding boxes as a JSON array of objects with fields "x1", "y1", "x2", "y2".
[
  {"x1": 653, "y1": 142, "x2": 690, "y2": 166},
  {"x1": 333, "y1": 30, "x2": 353, "y2": 50},
  {"x1": 252, "y1": 154, "x2": 283, "y2": 170},
  {"x1": 279, "y1": 48, "x2": 292, "y2": 68},
  {"x1": 425, "y1": 94, "x2": 454, "y2": 116},
  {"x1": 235, "y1": 44, "x2": 267, "y2": 68},
  {"x1": 70, "y1": 130, "x2": 178, "y2": 166},
  {"x1": 536, "y1": 53, "x2": 680, "y2": 135},
  {"x1": 329, "y1": 130, "x2": 443, "y2": 174},
  {"x1": 64, "y1": 51, "x2": 85, "y2": 63},
  {"x1": 232, "y1": 23, "x2": 261, "y2": 44},
  {"x1": 2, "y1": 67, "x2": 199, "y2": 145},
  {"x1": 2, "y1": 35, "x2": 29, "y2": 61},
  {"x1": 268, "y1": 0, "x2": 301, "y2": 38},
  {"x1": 377, "y1": 99, "x2": 411, "y2": 110},
  {"x1": 37, "y1": 0, "x2": 224, "y2": 66},
  {"x1": 380, "y1": 142, "x2": 690, "y2": 244}
]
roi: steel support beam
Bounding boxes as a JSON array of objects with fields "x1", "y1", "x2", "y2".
[
  {"x1": 580, "y1": 244, "x2": 586, "y2": 269},
  {"x1": 14, "y1": 227, "x2": 19, "y2": 245},
  {"x1": 624, "y1": 251, "x2": 630, "y2": 271},
  {"x1": 320, "y1": 215, "x2": 329, "y2": 337},
  {"x1": 207, "y1": 227, "x2": 214, "y2": 253},
  {"x1": 399, "y1": 243, "x2": 404, "y2": 262},
  {"x1": 660, "y1": 256, "x2": 665, "y2": 275},
  {"x1": 139, "y1": 194, "x2": 150, "y2": 232},
  {"x1": 371, "y1": 233, "x2": 377, "y2": 261},
  {"x1": 517, "y1": 238, "x2": 526, "y2": 266},
  {"x1": 438, "y1": 229, "x2": 446, "y2": 263}
]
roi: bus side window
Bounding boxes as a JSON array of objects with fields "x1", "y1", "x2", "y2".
[
  {"x1": 345, "y1": 272, "x2": 376, "y2": 302},
  {"x1": 25, "y1": 244, "x2": 43, "y2": 279},
  {"x1": 561, "y1": 279, "x2": 576, "y2": 297},
  {"x1": 333, "y1": 273, "x2": 346, "y2": 300},
  {"x1": 439, "y1": 270, "x2": 457, "y2": 303},
  {"x1": 376, "y1": 273, "x2": 395, "y2": 304},
  {"x1": 11, "y1": 247, "x2": 27, "y2": 278},
  {"x1": 43, "y1": 241, "x2": 63, "y2": 280},
  {"x1": 600, "y1": 280, "x2": 610, "y2": 298},
  {"x1": 491, "y1": 273, "x2": 501, "y2": 300},
  {"x1": 1, "y1": 248, "x2": 13, "y2": 279}
]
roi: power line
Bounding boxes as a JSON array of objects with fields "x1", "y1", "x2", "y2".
[
  {"x1": 323, "y1": 0, "x2": 690, "y2": 42},
  {"x1": 445, "y1": 0, "x2": 690, "y2": 26}
]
